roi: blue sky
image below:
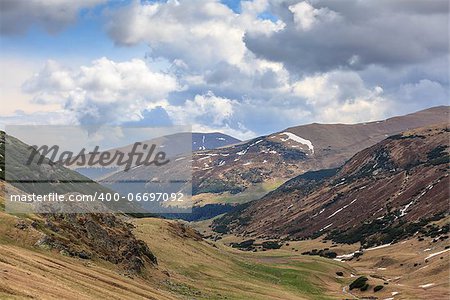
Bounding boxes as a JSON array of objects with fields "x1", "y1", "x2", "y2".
[{"x1": 0, "y1": 0, "x2": 448, "y2": 139}]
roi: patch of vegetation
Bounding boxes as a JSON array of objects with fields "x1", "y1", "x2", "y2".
[
  {"x1": 427, "y1": 145, "x2": 450, "y2": 165},
  {"x1": 230, "y1": 239, "x2": 255, "y2": 250},
  {"x1": 388, "y1": 134, "x2": 426, "y2": 140},
  {"x1": 211, "y1": 202, "x2": 252, "y2": 234},
  {"x1": 301, "y1": 248, "x2": 337, "y2": 259},
  {"x1": 161, "y1": 203, "x2": 238, "y2": 221},
  {"x1": 374, "y1": 285, "x2": 384, "y2": 292},
  {"x1": 193, "y1": 178, "x2": 244, "y2": 195},
  {"x1": 346, "y1": 147, "x2": 396, "y2": 181},
  {"x1": 360, "y1": 283, "x2": 369, "y2": 291},
  {"x1": 261, "y1": 241, "x2": 282, "y2": 250},
  {"x1": 275, "y1": 168, "x2": 339, "y2": 196},
  {"x1": 163, "y1": 280, "x2": 204, "y2": 298},
  {"x1": 427, "y1": 145, "x2": 448, "y2": 160},
  {"x1": 349, "y1": 276, "x2": 368, "y2": 290},
  {"x1": 236, "y1": 261, "x2": 327, "y2": 299},
  {"x1": 326, "y1": 211, "x2": 448, "y2": 248}
]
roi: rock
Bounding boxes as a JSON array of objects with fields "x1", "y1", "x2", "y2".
[
  {"x1": 34, "y1": 213, "x2": 157, "y2": 274},
  {"x1": 78, "y1": 251, "x2": 91, "y2": 260},
  {"x1": 15, "y1": 220, "x2": 28, "y2": 230}
]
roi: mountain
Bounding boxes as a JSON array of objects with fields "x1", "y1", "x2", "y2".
[
  {"x1": 73, "y1": 132, "x2": 239, "y2": 180},
  {"x1": 0, "y1": 133, "x2": 158, "y2": 273},
  {"x1": 0, "y1": 131, "x2": 112, "y2": 198},
  {"x1": 191, "y1": 132, "x2": 240, "y2": 150},
  {"x1": 190, "y1": 106, "x2": 449, "y2": 199},
  {"x1": 213, "y1": 124, "x2": 449, "y2": 248},
  {"x1": 1, "y1": 128, "x2": 448, "y2": 299}
]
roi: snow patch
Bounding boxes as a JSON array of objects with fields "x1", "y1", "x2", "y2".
[
  {"x1": 365, "y1": 243, "x2": 391, "y2": 251},
  {"x1": 236, "y1": 149, "x2": 247, "y2": 156},
  {"x1": 320, "y1": 223, "x2": 333, "y2": 231},
  {"x1": 418, "y1": 283, "x2": 435, "y2": 288},
  {"x1": 327, "y1": 198, "x2": 357, "y2": 219},
  {"x1": 279, "y1": 132, "x2": 314, "y2": 153},
  {"x1": 425, "y1": 248, "x2": 450, "y2": 260}
]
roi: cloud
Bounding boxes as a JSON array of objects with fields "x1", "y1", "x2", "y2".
[
  {"x1": 166, "y1": 91, "x2": 237, "y2": 126},
  {"x1": 18, "y1": 57, "x2": 257, "y2": 139},
  {"x1": 245, "y1": 0, "x2": 449, "y2": 73},
  {"x1": 391, "y1": 79, "x2": 449, "y2": 112},
  {"x1": 106, "y1": 0, "x2": 284, "y2": 70},
  {"x1": 0, "y1": 110, "x2": 77, "y2": 131},
  {"x1": 288, "y1": 1, "x2": 337, "y2": 31},
  {"x1": 292, "y1": 70, "x2": 388, "y2": 123},
  {"x1": 0, "y1": 0, "x2": 106, "y2": 35},
  {"x1": 22, "y1": 57, "x2": 179, "y2": 125},
  {"x1": 2, "y1": 0, "x2": 448, "y2": 140}
]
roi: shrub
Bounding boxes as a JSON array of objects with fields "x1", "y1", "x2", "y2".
[
  {"x1": 261, "y1": 241, "x2": 282, "y2": 249},
  {"x1": 349, "y1": 276, "x2": 368, "y2": 290},
  {"x1": 335, "y1": 271, "x2": 344, "y2": 276},
  {"x1": 360, "y1": 283, "x2": 369, "y2": 291},
  {"x1": 231, "y1": 239, "x2": 255, "y2": 249},
  {"x1": 374, "y1": 285, "x2": 384, "y2": 292},
  {"x1": 321, "y1": 250, "x2": 337, "y2": 259}
]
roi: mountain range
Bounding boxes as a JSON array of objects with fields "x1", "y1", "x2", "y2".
[
  {"x1": 213, "y1": 123, "x2": 449, "y2": 248},
  {"x1": 0, "y1": 106, "x2": 448, "y2": 299}
]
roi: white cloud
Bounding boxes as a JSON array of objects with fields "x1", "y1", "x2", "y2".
[
  {"x1": 293, "y1": 70, "x2": 388, "y2": 123},
  {"x1": 0, "y1": 0, "x2": 106, "y2": 35},
  {"x1": 1, "y1": 0, "x2": 447, "y2": 140},
  {"x1": 167, "y1": 91, "x2": 237, "y2": 127},
  {"x1": 22, "y1": 57, "x2": 179, "y2": 124},
  {"x1": 288, "y1": 1, "x2": 338, "y2": 31},
  {"x1": 0, "y1": 110, "x2": 77, "y2": 131},
  {"x1": 106, "y1": 0, "x2": 284, "y2": 71}
]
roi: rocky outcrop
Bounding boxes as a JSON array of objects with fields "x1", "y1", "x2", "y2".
[{"x1": 34, "y1": 213, "x2": 157, "y2": 274}]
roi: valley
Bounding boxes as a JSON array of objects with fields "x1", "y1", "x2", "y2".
[{"x1": 0, "y1": 107, "x2": 448, "y2": 300}]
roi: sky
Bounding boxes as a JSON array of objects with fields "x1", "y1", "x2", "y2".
[{"x1": 0, "y1": 0, "x2": 448, "y2": 140}]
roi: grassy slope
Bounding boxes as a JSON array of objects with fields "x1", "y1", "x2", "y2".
[
  {"x1": 134, "y1": 217, "x2": 354, "y2": 300},
  {"x1": 0, "y1": 212, "x2": 353, "y2": 299},
  {"x1": 2, "y1": 195, "x2": 447, "y2": 299},
  {"x1": 193, "y1": 178, "x2": 286, "y2": 206},
  {"x1": 0, "y1": 184, "x2": 354, "y2": 300},
  {"x1": 0, "y1": 193, "x2": 177, "y2": 299}
]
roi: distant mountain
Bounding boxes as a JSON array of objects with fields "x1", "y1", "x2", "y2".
[
  {"x1": 192, "y1": 132, "x2": 240, "y2": 150},
  {"x1": 73, "y1": 132, "x2": 240, "y2": 180},
  {"x1": 189, "y1": 106, "x2": 449, "y2": 197},
  {"x1": 213, "y1": 124, "x2": 449, "y2": 248},
  {"x1": 0, "y1": 131, "x2": 111, "y2": 197}
]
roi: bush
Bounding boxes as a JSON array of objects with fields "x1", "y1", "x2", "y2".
[
  {"x1": 261, "y1": 241, "x2": 282, "y2": 249},
  {"x1": 374, "y1": 285, "x2": 384, "y2": 292},
  {"x1": 349, "y1": 276, "x2": 368, "y2": 290},
  {"x1": 360, "y1": 283, "x2": 369, "y2": 291},
  {"x1": 336, "y1": 271, "x2": 344, "y2": 276},
  {"x1": 231, "y1": 239, "x2": 255, "y2": 249},
  {"x1": 321, "y1": 250, "x2": 337, "y2": 259}
]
